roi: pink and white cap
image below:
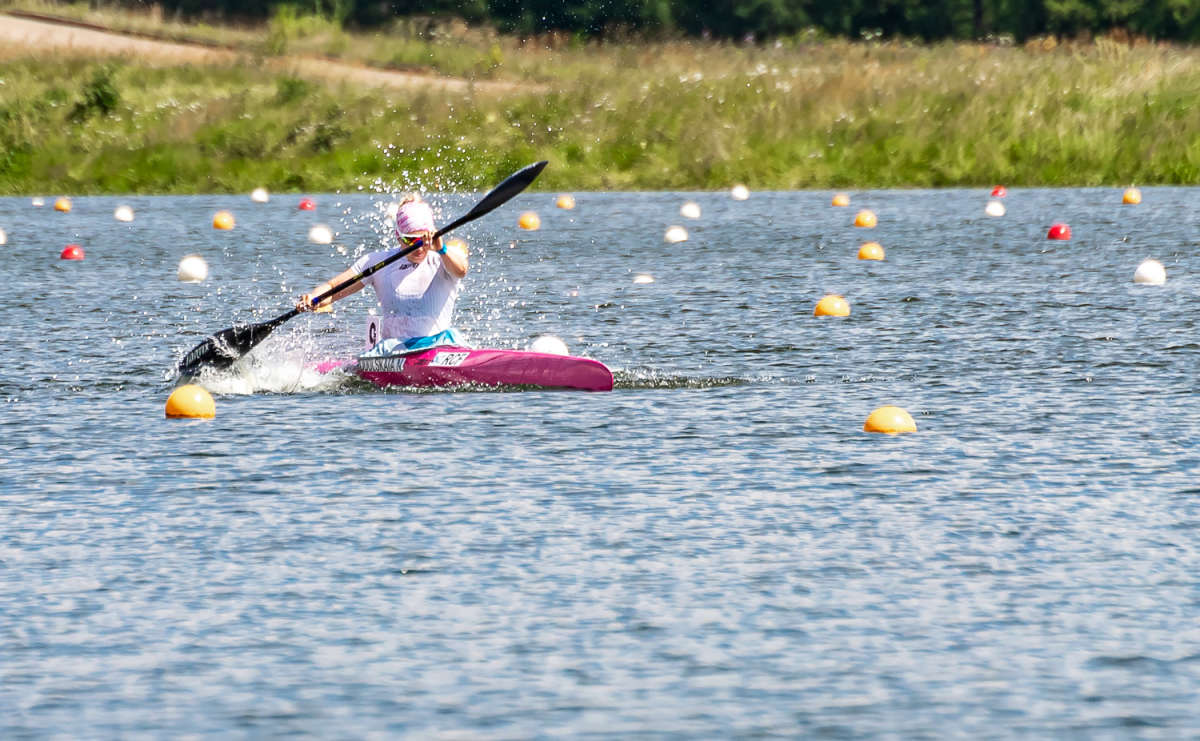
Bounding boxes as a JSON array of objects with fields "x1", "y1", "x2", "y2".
[{"x1": 394, "y1": 199, "x2": 435, "y2": 243}]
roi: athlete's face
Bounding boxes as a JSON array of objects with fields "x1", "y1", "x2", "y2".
[{"x1": 399, "y1": 233, "x2": 429, "y2": 263}]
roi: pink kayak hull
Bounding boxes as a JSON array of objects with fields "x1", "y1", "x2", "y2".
[{"x1": 317, "y1": 346, "x2": 613, "y2": 391}]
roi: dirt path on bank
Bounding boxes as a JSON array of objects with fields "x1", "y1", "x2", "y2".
[{"x1": 0, "y1": 13, "x2": 526, "y2": 95}]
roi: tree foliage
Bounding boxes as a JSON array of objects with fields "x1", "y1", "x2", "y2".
[{"x1": 129, "y1": 0, "x2": 1200, "y2": 41}]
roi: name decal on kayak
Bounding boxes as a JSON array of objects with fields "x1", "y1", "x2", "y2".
[
  {"x1": 429, "y1": 352, "x2": 469, "y2": 367},
  {"x1": 359, "y1": 356, "x2": 407, "y2": 372}
]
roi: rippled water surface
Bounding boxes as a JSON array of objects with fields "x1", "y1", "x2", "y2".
[{"x1": 3, "y1": 188, "x2": 1200, "y2": 737}]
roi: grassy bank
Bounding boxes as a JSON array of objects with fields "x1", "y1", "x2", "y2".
[{"x1": 1, "y1": 8, "x2": 1199, "y2": 193}]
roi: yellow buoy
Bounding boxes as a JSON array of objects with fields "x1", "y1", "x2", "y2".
[
  {"x1": 54, "y1": 197, "x2": 72, "y2": 213},
  {"x1": 864, "y1": 406, "x2": 916, "y2": 434},
  {"x1": 857, "y1": 242, "x2": 885, "y2": 260},
  {"x1": 165, "y1": 385, "x2": 215, "y2": 419},
  {"x1": 444, "y1": 237, "x2": 468, "y2": 253},
  {"x1": 814, "y1": 294, "x2": 850, "y2": 317},
  {"x1": 854, "y1": 210, "x2": 877, "y2": 228},
  {"x1": 556, "y1": 194, "x2": 576, "y2": 210},
  {"x1": 212, "y1": 210, "x2": 235, "y2": 230},
  {"x1": 519, "y1": 211, "x2": 541, "y2": 230},
  {"x1": 832, "y1": 193, "x2": 850, "y2": 207},
  {"x1": 1123, "y1": 187, "x2": 1142, "y2": 205}
]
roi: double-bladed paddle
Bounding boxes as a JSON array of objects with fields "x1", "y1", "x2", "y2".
[{"x1": 176, "y1": 160, "x2": 548, "y2": 377}]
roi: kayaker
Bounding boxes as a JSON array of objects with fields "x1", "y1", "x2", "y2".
[{"x1": 295, "y1": 194, "x2": 469, "y2": 351}]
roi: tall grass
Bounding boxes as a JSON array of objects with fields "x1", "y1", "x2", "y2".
[{"x1": 0, "y1": 10, "x2": 1197, "y2": 192}]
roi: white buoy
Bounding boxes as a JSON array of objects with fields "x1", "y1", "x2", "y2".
[
  {"x1": 251, "y1": 187, "x2": 270, "y2": 203},
  {"x1": 31, "y1": 197, "x2": 44, "y2": 207},
  {"x1": 730, "y1": 184, "x2": 750, "y2": 201},
  {"x1": 308, "y1": 224, "x2": 334, "y2": 244},
  {"x1": 0, "y1": 228, "x2": 6, "y2": 245},
  {"x1": 633, "y1": 274, "x2": 654, "y2": 284},
  {"x1": 664, "y1": 225, "x2": 688, "y2": 243},
  {"x1": 680, "y1": 201, "x2": 701, "y2": 219},
  {"x1": 114, "y1": 205, "x2": 134, "y2": 222},
  {"x1": 985, "y1": 200, "x2": 1006, "y2": 217},
  {"x1": 177, "y1": 254, "x2": 209, "y2": 282},
  {"x1": 1133, "y1": 259, "x2": 1166, "y2": 285},
  {"x1": 529, "y1": 335, "x2": 569, "y2": 355}
]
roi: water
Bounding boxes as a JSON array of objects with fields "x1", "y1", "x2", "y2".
[{"x1": 2, "y1": 188, "x2": 1200, "y2": 737}]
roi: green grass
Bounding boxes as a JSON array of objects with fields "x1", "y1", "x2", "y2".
[{"x1": 1, "y1": 7, "x2": 1198, "y2": 193}]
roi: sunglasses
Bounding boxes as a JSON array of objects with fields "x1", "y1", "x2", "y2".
[{"x1": 399, "y1": 233, "x2": 426, "y2": 249}]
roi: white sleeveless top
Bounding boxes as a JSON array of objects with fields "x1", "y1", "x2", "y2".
[{"x1": 351, "y1": 248, "x2": 462, "y2": 340}]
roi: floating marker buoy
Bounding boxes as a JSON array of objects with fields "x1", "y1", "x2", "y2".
[
  {"x1": 556, "y1": 194, "x2": 576, "y2": 210},
  {"x1": 31, "y1": 197, "x2": 45, "y2": 207},
  {"x1": 298, "y1": 197, "x2": 316, "y2": 211},
  {"x1": 529, "y1": 335, "x2": 569, "y2": 355},
  {"x1": 177, "y1": 254, "x2": 209, "y2": 282},
  {"x1": 991, "y1": 185, "x2": 1007, "y2": 197},
  {"x1": 1133, "y1": 259, "x2": 1166, "y2": 285},
  {"x1": 114, "y1": 205, "x2": 134, "y2": 222},
  {"x1": 854, "y1": 210, "x2": 877, "y2": 228},
  {"x1": 680, "y1": 201, "x2": 701, "y2": 219},
  {"x1": 857, "y1": 242, "x2": 884, "y2": 260},
  {"x1": 54, "y1": 197, "x2": 71, "y2": 213},
  {"x1": 985, "y1": 200, "x2": 1006, "y2": 217},
  {"x1": 1047, "y1": 222, "x2": 1071, "y2": 240},
  {"x1": 814, "y1": 294, "x2": 850, "y2": 317},
  {"x1": 444, "y1": 237, "x2": 467, "y2": 253},
  {"x1": 251, "y1": 187, "x2": 270, "y2": 203},
  {"x1": 730, "y1": 184, "x2": 750, "y2": 201},
  {"x1": 519, "y1": 211, "x2": 541, "y2": 230},
  {"x1": 166, "y1": 384, "x2": 215, "y2": 419},
  {"x1": 1123, "y1": 187, "x2": 1142, "y2": 205},
  {"x1": 308, "y1": 224, "x2": 333, "y2": 244},
  {"x1": 60, "y1": 244, "x2": 85, "y2": 260},
  {"x1": 864, "y1": 405, "x2": 917, "y2": 434},
  {"x1": 633, "y1": 274, "x2": 654, "y2": 284},
  {"x1": 0, "y1": 229, "x2": 6, "y2": 245},
  {"x1": 832, "y1": 193, "x2": 850, "y2": 207},
  {"x1": 664, "y1": 225, "x2": 688, "y2": 243},
  {"x1": 212, "y1": 211, "x2": 235, "y2": 230}
]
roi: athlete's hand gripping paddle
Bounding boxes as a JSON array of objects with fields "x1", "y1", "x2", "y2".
[{"x1": 176, "y1": 160, "x2": 547, "y2": 378}]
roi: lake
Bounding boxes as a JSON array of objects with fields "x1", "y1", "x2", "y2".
[{"x1": 2, "y1": 186, "x2": 1199, "y2": 737}]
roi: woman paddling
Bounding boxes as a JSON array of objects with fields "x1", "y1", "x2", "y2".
[{"x1": 296, "y1": 195, "x2": 469, "y2": 351}]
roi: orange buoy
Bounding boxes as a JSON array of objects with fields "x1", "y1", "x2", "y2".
[
  {"x1": 857, "y1": 242, "x2": 885, "y2": 260},
  {"x1": 832, "y1": 193, "x2": 850, "y2": 207},
  {"x1": 555, "y1": 194, "x2": 576, "y2": 210},
  {"x1": 60, "y1": 244, "x2": 85, "y2": 260},
  {"x1": 991, "y1": 185, "x2": 1006, "y2": 197},
  {"x1": 864, "y1": 406, "x2": 917, "y2": 434},
  {"x1": 212, "y1": 211, "x2": 235, "y2": 230},
  {"x1": 814, "y1": 294, "x2": 850, "y2": 317},
  {"x1": 165, "y1": 384, "x2": 215, "y2": 419},
  {"x1": 1122, "y1": 188, "x2": 1141, "y2": 205},
  {"x1": 54, "y1": 197, "x2": 72, "y2": 213},
  {"x1": 298, "y1": 197, "x2": 316, "y2": 211},
  {"x1": 519, "y1": 211, "x2": 541, "y2": 230},
  {"x1": 1047, "y1": 222, "x2": 1071, "y2": 240},
  {"x1": 854, "y1": 210, "x2": 877, "y2": 228}
]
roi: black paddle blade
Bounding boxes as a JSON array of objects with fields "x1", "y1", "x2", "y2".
[
  {"x1": 436, "y1": 160, "x2": 548, "y2": 238},
  {"x1": 176, "y1": 317, "x2": 284, "y2": 377}
]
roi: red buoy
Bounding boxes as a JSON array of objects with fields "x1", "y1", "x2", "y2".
[
  {"x1": 61, "y1": 244, "x2": 85, "y2": 260},
  {"x1": 1047, "y1": 223, "x2": 1071, "y2": 240},
  {"x1": 991, "y1": 185, "x2": 1006, "y2": 197},
  {"x1": 298, "y1": 198, "x2": 316, "y2": 211}
]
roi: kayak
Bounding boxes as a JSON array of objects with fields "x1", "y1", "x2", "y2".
[{"x1": 315, "y1": 345, "x2": 614, "y2": 391}]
